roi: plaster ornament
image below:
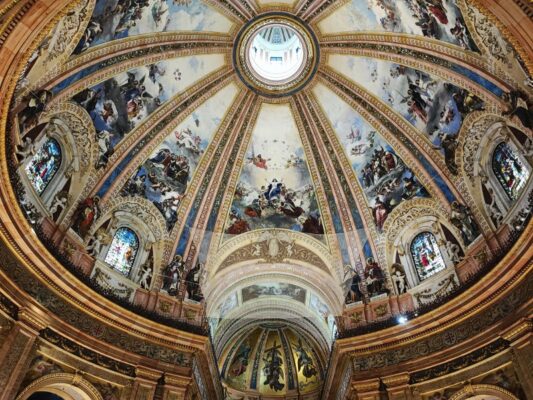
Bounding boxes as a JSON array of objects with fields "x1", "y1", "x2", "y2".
[
  {"x1": 86, "y1": 227, "x2": 111, "y2": 257},
  {"x1": 15, "y1": 137, "x2": 36, "y2": 162},
  {"x1": 49, "y1": 190, "x2": 69, "y2": 216}
]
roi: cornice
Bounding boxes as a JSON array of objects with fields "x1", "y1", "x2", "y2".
[
  {"x1": 332, "y1": 222, "x2": 532, "y2": 357},
  {"x1": 0, "y1": 240, "x2": 203, "y2": 366}
]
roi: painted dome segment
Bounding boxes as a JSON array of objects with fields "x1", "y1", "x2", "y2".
[{"x1": 221, "y1": 325, "x2": 323, "y2": 397}]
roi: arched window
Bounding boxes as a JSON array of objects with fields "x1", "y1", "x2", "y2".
[
  {"x1": 104, "y1": 227, "x2": 139, "y2": 275},
  {"x1": 25, "y1": 138, "x2": 62, "y2": 195},
  {"x1": 492, "y1": 142, "x2": 530, "y2": 200},
  {"x1": 410, "y1": 232, "x2": 446, "y2": 281}
]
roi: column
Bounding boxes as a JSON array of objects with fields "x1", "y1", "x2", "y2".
[
  {"x1": 130, "y1": 366, "x2": 162, "y2": 400},
  {"x1": 351, "y1": 378, "x2": 381, "y2": 400},
  {"x1": 501, "y1": 318, "x2": 533, "y2": 400},
  {"x1": 0, "y1": 308, "x2": 46, "y2": 400},
  {"x1": 382, "y1": 373, "x2": 412, "y2": 400},
  {"x1": 161, "y1": 373, "x2": 191, "y2": 400}
]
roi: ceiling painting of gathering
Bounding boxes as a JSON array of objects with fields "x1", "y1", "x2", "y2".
[
  {"x1": 121, "y1": 82, "x2": 239, "y2": 231},
  {"x1": 318, "y1": 0, "x2": 478, "y2": 51},
  {"x1": 74, "y1": 0, "x2": 234, "y2": 54},
  {"x1": 224, "y1": 103, "x2": 324, "y2": 240},
  {"x1": 328, "y1": 55, "x2": 486, "y2": 174},
  {"x1": 71, "y1": 54, "x2": 225, "y2": 169},
  {"x1": 313, "y1": 83, "x2": 429, "y2": 232}
]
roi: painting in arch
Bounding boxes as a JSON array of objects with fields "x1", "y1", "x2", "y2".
[
  {"x1": 492, "y1": 142, "x2": 530, "y2": 201},
  {"x1": 25, "y1": 138, "x2": 62, "y2": 195},
  {"x1": 104, "y1": 227, "x2": 139, "y2": 275},
  {"x1": 410, "y1": 232, "x2": 446, "y2": 281}
]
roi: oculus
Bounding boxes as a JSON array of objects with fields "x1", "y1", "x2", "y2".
[{"x1": 234, "y1": 13, "x2": 319, "y2": 97}]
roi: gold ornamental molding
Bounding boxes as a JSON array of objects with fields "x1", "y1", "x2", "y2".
[
  {"x1": 293, "y1": 92, "x2": 376, "y2": 270},
  {"x1": 460, "y1": 0, "x2": 533, "y2": 75},
  {"x1": 206, "y1": 228, "x2": 334, "y2": 277},
  {"x1": 15, "y1": 373, "x2": 104, "y2": 400},
  {"x1": 500, "y1": 318, "x2": 532, "y2": 342},
  {"x1": 448, "y1": 384, "x2": 520, "y2": 400},
  {"x1": 233, "y1": 13, "x2": 319, "y2": 98},
  {"x1": 185, "y1": 93, "x2": 261, "y2": 264},
  {"x1": 320, "y1": 32, "x2": 520, "y2": 92},
  {"x1": 204, "y1": 0, "x2": 249, "y2": 25},
  {"x1": 58, "y1": 67, "x2": 233, "y2": 229},
  {"x1": 25, "y1": 32, "x2": 233, "y2": 100},
  {"x1": 50, "y1": 48, "x2": 232, "y2": 105},
  {"x1": 163, "y1": 89, "x2": 255, "y2": 266},
  {"x1": 98, "y1": 73, "x2": 237, "y2": 205},
  {"x1": 317, "y1": 67, "x2": 494, "y2": 236},
  {"x1": 321, "y1": 45, "x2": 506, "y2": 105},
  {"x1": 15, "y1": 0, "x2": 95, "y2": 99},
  {"x1": 302, "y1": 90, "x2": 385, "y2": 265},
  {"x1": 290, "y1": 97, "x2": 343, "y2": 267},
  {"x1": 334, "y1": 221, "x2": 533, "y2": 357},
  {"x1": 316, "y1": 69, "x2": 451, "y2": 212}
]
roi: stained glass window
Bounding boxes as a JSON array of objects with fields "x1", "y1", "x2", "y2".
[
  {"x1": 25, "y1": 138, "x2": 62, "y2": 195},
  {"x1": 104, "y1": 227, "x2": 139, "y2": 275},
  {"x1": 410, "y1": 232, "x2": 446, "y2": 281},
  {"x1": 492, "y1": 142, "x2": 530, "y2": 201}
]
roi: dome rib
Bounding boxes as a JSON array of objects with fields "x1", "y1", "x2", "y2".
[
  {"x1": 23, "y1": 33, "x2": 234, "y2": 101},
  {"x1": 73, "y1": 67, "x2": 233, "y2": 203},
  {"x1": 292, "y1": 93, "x2": 370, "y2": 268}
]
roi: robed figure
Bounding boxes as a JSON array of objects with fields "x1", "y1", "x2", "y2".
[{"x1": 72, "y1": 196, "x2": 100, "y2": 238}]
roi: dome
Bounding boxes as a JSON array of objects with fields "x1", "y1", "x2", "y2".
[{"x1": 0, "y1": 0, "x2": 532, "y2": 399}]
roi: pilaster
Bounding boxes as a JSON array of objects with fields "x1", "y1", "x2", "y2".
[
  {"x1": 0, "y1": 308, "x2": 46, "y2": 400},
  {"x1": 501, "y1": 318, "x2": 533, "y2": 400},
  {"x1": 130, "y1": 366, "x2": 163, "y2": 400},
  {"x1": 351, "y1": 378, "x2": 381, "y2": 400},
  {"x1": 161, "y1": 373, "x2": 191, "y2": 400},
  {"x1": 382, "y1": 373, "x2": 412, "y2": 400}
]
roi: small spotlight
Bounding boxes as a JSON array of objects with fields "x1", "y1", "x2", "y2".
[{"x1": 397, "y1": 315, "x2": 408, "y2": 325}]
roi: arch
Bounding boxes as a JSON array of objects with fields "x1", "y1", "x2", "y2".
[
  {"x1": 16, "y1": 373, "x2": 103, "y2": 400},
  {"x1": 448, "y1": 384, "x2": 519, "y2": 400},
  {"x1": 25, "y1": 137, "x2": 62, "y2": 195},
  {"x1": 410, "y1": 232, "x2": 447, "y2": 282},
  {"x1": 104, "y1": 226, "x2": 140, "y2": 276}
]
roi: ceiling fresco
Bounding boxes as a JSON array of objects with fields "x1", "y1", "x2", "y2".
[
  {"x1": 70, "y1": 54, "x2": 225, "y2": 166},
  {"x1": 121, "y1": 82, "x2": 239, "y2": 230},
  {"x1": 318, "y1": 0, "x2": 478, "y2": 50},
  {"x1": 313, "y1": 83, "x2": 430, "y2": 231},
  {"x1": 74, "y1": 0, "x2": 234, "y2": 53},
  {"x1": 4, "y1": 0, "x2": 533, "y2": 398},
  {"x1": 224, "y1": 103, "x2": 324, "y2": 240},
  {"x1": 220, "y1": 325, "x2": 323, "y2": 397}
]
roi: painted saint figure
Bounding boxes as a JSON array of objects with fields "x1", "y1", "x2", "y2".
[{"x1": 72, "y1": 196, "x2": 100, "y2": 238}]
